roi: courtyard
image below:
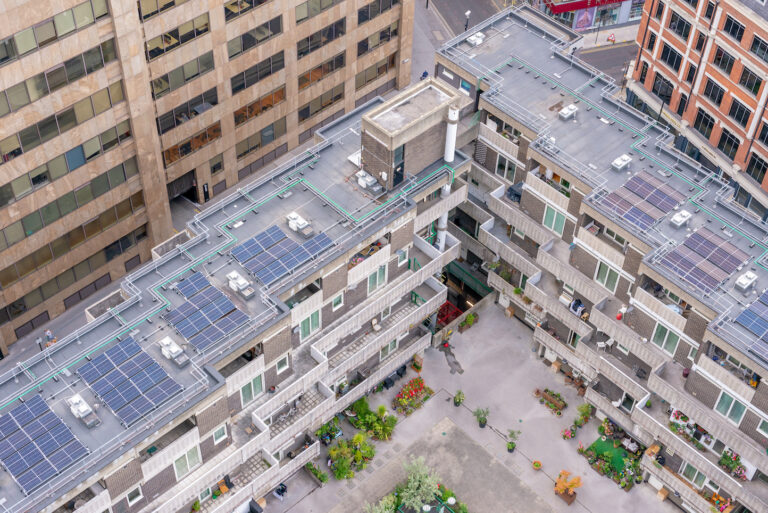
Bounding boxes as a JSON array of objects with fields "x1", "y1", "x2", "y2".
[{"x1": 259, "y1": 303, "x2": 681, "y2": 513}]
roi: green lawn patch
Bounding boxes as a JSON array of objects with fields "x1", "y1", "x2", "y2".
[{"x1": 588, "y1": 437, "x2": 629, "y2": 471}]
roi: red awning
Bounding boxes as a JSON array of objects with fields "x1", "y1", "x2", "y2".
[{"x1": 544, "y1": 0, "x2": 623, "y2": 14}]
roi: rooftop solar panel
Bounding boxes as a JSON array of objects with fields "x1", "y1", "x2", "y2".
[
  {"x1": 231, "y1": 225, "x2": 287, "y2": 263},
  {"x1": 177, "y1": 272, "x2": 211, "y2": 298}
]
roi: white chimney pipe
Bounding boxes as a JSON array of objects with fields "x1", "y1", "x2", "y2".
[
  {"x1": 435, "y1": 183, "x2": 452, "y2": 252},
  {"x1": 444, "y1": 104, "x2": 459, "y2": 163}
]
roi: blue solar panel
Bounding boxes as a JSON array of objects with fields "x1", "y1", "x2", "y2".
[
  {"x1": 201, "y1": 296, "x2": 234, "y2": 322},
  {"x1": 303, "y1": 233, "x2": 333, "y2": 257},
  {"x1": 231, "y1": 225, "x2": 287, "y2": 263},
  {"x1": 243, "y1": 237, "x2": 299, "y2": 274},
  {"x1": 214, "y1": 309, "x2": 249, "y2": 335},
  {"x1": 0, "y1": 395, "x2": 88, "y2": 494},
  {"x1": 177, "y1": 272, "x2": 211, "y2": 298},
  {"x1": 189, "y1": 286, "x2": 222, "y2": 308},
  {"x1": 255, "y1": 259, "x2": 289, "y2": 285},
  {"x1": 622, "y1": 207, "x2": 655, "y2": 230},
  {"x1": 189, "y1": 325, "x2": 225, "y2": 351}
]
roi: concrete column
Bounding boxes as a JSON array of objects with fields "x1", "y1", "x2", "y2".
[
  {"x1": 435, "y1": 183, "x2": 452, "y2": 251},
  {"x1": 444, "y1": 105, "x2": 459, "y2": 163}
]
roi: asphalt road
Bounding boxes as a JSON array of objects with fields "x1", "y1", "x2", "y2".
[
  {"x1": 431, "y1": 0, "x2": 501, "y2": 36},
  {"x1": 576, "y1": 41, "x2": 639, "y2": 84}
]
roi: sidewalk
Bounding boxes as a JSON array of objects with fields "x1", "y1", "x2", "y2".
[{"x1": 579, "y1": 22, "x2": 640, "y2": 50}]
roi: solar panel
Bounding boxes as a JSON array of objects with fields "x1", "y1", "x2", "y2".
[
  {"x1": 78, "y1": 339, "x2": 183, "y2": 426},
  {"x1": 303, "y1": 233, "x2": 333, "y2": 257},
  {"x1": 255, "y1": 259, "x2": 289, "y2": 285},
  {"x1": 0, "y1": 395, "x2": 88, "y2": 495},
  {"x1": 231, "y1": 225, "x2": 287, "y2": 263},
  {"x1": 189, "y1": 286, "x2": 223, "y2": 308},
  {"x1": 177, "y1": 272, "x2": 211, "y2": 298},
  {"x1": 623, "y1": 207, "x2": 655, "y2": 230},
  {"x1": 243, "y1": 237, "x2": 299, "y2": 274},
  {"x1": 189, "y1": 324, "x2": 226, "y2": 351},
  {"x1": 214, "y1": 309, "x2": 249, "y2": 335}
]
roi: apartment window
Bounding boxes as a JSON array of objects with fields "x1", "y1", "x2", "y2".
[
  {"x1": 359, "y1": 0, "x2": 400, "y2": 24},
  {"x1": 676, "y1": 93, "x2": 688, "y2": 116},
  {"x1": 213, "y1": 424, "x2": 227, "y2": 444},
  {"x1": 688, "y1": 346, "x2": 698, "y2": 361},
  {"x1": 712, "y1": 46, "x2": 735, "y2": 74},
  {"x1": 0, "y1": 0, "x2": 108, "y2": 68},
  {"x1": 298, "y1": 84, "x2": 344, "y2": 122},
  {"x1": 299, "y1": 52, "x2": 345, "y2": 90},
  {"x1": 151, "y1": 51, "x2": 214, "y2": 99},
  {"x1": 227, "y1": 16, "x2": 282, "y2": 59},
  {"x1": 200, "y1": 488, "x2": 212, "y2": 502},
  {"x1": 646, "y1": 33, "x2": 656, "y2": 51},
  {"x1": 694, "y1": 108, "x2": 715, "y2": 138},
  {"x1": 240, "y1": 374, "x2": 263, "y2": 405},
  {"x1": 297, "y1": 19, "x2": 345, "y2": 59},
  {"x1": 174, "y1": 446, "x2": 201, "y2": 480},
  {"x1": 235, "y1": 118, "x2": 287, "y2": 159},
  {"x1": 652, "y1": 323, "x2": 679, "y2": 354},
  {"x1": 739, "y1": 66, "x2": 762, "y2": 95},
  {"x1": 717, "y1": 128, "x2": 740, "y2": 159},
  {"x1": 746, "y1": 153, "x2": 768, "y2": 183},
  {"x1": 751, "y1": 35, "x2": 768, "y2": 64},
  {"x1": 652, "y1": 73, "x2": 673, "y2": 104},
  {"x1": 668, "y1": 12, "x2": 691, "y2": 41},
  {"x1": 703, "y1": 79, "x2": 725, "y2": 106},
  {"x1": 496, "y1": 155, "x2": 516, "y2": 181},
  {"x1": 681, "y1": 462, "x2": 707, "y2": 488},
  {"x1": 685, "y1": 64, "x2": 696, "y2": 83},
  {"x1": 231, "y1": 51, "x2": 284, "y2": 95},
  {"x1": 234, "y1": 86, "x2": 285, "y2": 126},
  {"x1": 639, "y1": 61, "x2": 648, "y2": 83},
  {"x1": 357, "y1": 21, "x2": 398, "y2": 57},
  {"x1": 654, "y1": 1, "x2": 664, "y2": 19},
  {"x1": 156, "y1": 88, "x2": 217, "y2": 135},
  {"x1": 514, "y1": 227, "x2": 526, "y2": 239},
  {"x1": 210, "y1": 154, "x2": 223, "y2": 174},
  {"x1": 659, "y1": 44, "x2": 682, "y2": 72},
  {"x1": 604, "y1": 227, "x2": 626, "y2": 246},
  {"x1": 224, "y1": 0, "x2": 271, "y2": 22},
  {"x1": 145, "y1": 14, "x2": 209, "y2": 61},
  {"x1": 759, "y1": 124, "x2": 768, "y2": 147},
  {"x1": 704, "y1": 1, "x2": 714, "y2": 19},
  {"x1": 695, "y1": 32, "x2": 705, "y2": 52},
  {"x1": 728, "y1": 99, "x2": 751, "y2": 128},
  {"x1": 368, "y1": 264, "x2": 387, "y2": 294},
  {"x1": 127, "y1": 486, "x2": 143, "y2": 506},
  {"x1": 138, "y1": 0, "x2": 189, "y2": 20},
  {"x1": 297, "y1": 0, "x2": 343, "y2": 23},
  {"x1": 722, "y1": 15, "x2": 744, "y2": 42},
  {"x1": 332, "y1": 293, "x2": 343, "y2": 311},
  {"x1": 758, "y1": 419, "x2": 768, "y2": 437},
  {"x1": 543, "y1": 205, "x2": 566, "y2": 235},
  {"x1": 276, "y1": 355, "x2": 289, "y2": 374},
  {"x1": 355, "y1": 53, "x2": 398, "y2": 90},
  {"x1": 715, "y1": 391, "x2": 746, "y2": 424},
  {"x1": 300, "y1": 310, "x2": 320, "y2": 340},
  {"x1": 681, "y1": 0, "x2": 697, "y2": 9},
  {"x1": 594, "y1": 261, "x2": 619, "y2": 293},
  {"x1": 397, "y1": 248, "x2": 408, "y2": 266},
  {"x1": 379, "y1": 339, "x2": 398, "y2": 360},
  {"x1": 162, "y1": 122, "x2": 221, "y2": 167}
]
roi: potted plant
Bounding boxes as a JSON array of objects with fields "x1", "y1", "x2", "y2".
[
  {"x1": 513, "y1": 287, "x2": 523, "y2": 295},
  {"x1": 554, "y1": 470, "x2": 582, "y2": 505},
  {"x1": 645, "y1": 400, "x2": 652, "y2": 408},
  {"x1": 459, "y1": 313, "x2": 477, "y2": 333},
  {"x1": 453, "y1": 390, "x2": 465, "y2": 407},
  {"x1": 532, "y1": 460, "x2": 542, "y2": 471},
  {"x1": 507, "y1": 429, "x2": 520, "y2": 452},
  {"x1": 191, "y1": 500, "x2": 201, "y2": 512},
  {"x1": 305, "y1": 462, "x2": 329, "y2": 486},
  {"x1": 473, "y1": 407, "x2": 489, "y2": 428}
]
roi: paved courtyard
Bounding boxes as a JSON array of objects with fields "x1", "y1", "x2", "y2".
[{"x1": 261, "y1": 303, "x2": 681, "y2": 513}]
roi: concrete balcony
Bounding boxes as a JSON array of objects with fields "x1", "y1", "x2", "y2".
[
  {"x1": 632, "y1": 287, "x2": 687, "y2": 335},
  {"x1": 524, "y1": 172, "x2": 570, "y2": 212},
  {"x1": 527, "y1": 274, "x2": 592, "y2": 338},
  {"x1": 477, "y1": 122, "x2": 521, "y2": 162},
  {"x1": 585, "y1": 346, "x2": 649, "y2": 405},
  {"x1": 584, "y1": 386, "x2": 648, "y2": 445},
  {"x1": 640, "y1": 453, "x2": 715, "y2": 513},
  {"x1": 199, "y1": 449, "x2": 275, "y2": 513},
  {"x1": 590, "y1": 297, "x2": 666, "y2": 369},
  {"x1": 536, "y1": 239, "x2": 609, "y2": 307},
  {"x1": 487, "y1": 271, "x2": 543, "y2": 323},
  {"x1": 325, "y1": 282, "x2": 446, "y2": 383},
  {"x1": 649, "y1": 362, "x2": 768, "y2": 472},
  {"x1": 479, "y1": 222, "x2": 541, "y2": 278},
  {"x1": 533, "y1": 327, "x2": 597, "y2": 381},
  {"x1": 575, "y1": 226, "x2": 626, "y2": 271},
  {"x1": 486, "y1": 190, "x2": 553, "y2": 246},
  {"x1": 334, "y1": 331, "x2": 432, "y2": 413},
  {"x1": 415, "y1": 181, "x2": 468, "y2": 231},
  {"x1": 264, "y1": 383, "x2": 335, "y2": 451}
]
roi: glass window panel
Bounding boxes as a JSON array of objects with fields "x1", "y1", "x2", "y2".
[
  {"x1": 115, "y1": 197, "x2": 132, "y2": 219},
  {"x1": 49, "y1": 155, "x2": 68, "y2": 179},
  {"x1": 199, "y1": 51, "x2": 214, "y2": 73},
  {"x1": 101, "y1": 39, "x2": 116, "y2": 62},
  {"x1": 140, "y1": 0, "x2": 159, "y2": 18},
  {"x1": 83, "y1": 137, "x2": 101, "y2": 161},
  {"x1": 75, "y1": 184, "x2": 94, "y2": 206},
  {"x1": 38, "y1": 115, "x2": 59, "y2": 142},
  {"x1": 0, "y1": 37, "x2": 18, "y2": 65},
  {"x1": 10, "y1": 175, "x2": 32, "y2": 199},
  {"x1": 107, "y1": 165, "x2": 125, "y2": 187},
  {"x1": 98, "y1": 208, "x2": 117, "y2": 229},
  {"x1": 74, "y1": 97, "x2": 94, "y2": 124},
  {"x1": 19, "y1": 126, "x2": 41, "y2": 151},
  {"x1": 0, "y1": 91, "x2": 9, "y2": 117},
  {"x1": 57, "y1": 107, "x2": 77, "y2": 133},
  {"x1": 73, "y1": 3, "x2": 95, "y2": 28},
  {"x1": 57, "y1": 192, "x2": 77, "y2": 216},
  {"x1": 100, "y1": 127, "x2": 118, "y2": 151},
  {"x1": 26, "y1": 74, "x2": 48, "y2": 102},
  {"x1": 0, "y1": 184, "x2": 13, "y2": 207},
  {"x1": 0, "y1": 266, "x2": 18, "y2": 288},
  {"x1": 29, "y1": 164, "x2": 51, "y2": 188},
  {"x1": 7, "y1": 83, "x2": 30, "y2": 110},
  {"x1": 83, "y1": 217, "x2": 101, "y2": 239},
  {"x1": 0, "y1": 135, "x2": 21, "y2": 161},
  {"x1": 83, "y1": 47, "x2": 104, "y2": 74},
  {"x1": 41, "y1": 278, "x2": 59, "y2": 299},
  {"x1": 63, "y1": 56, "x2": 86, "y2": 85},
  {"x1": 92, "y1": 0, "x2": 109, "y2": 19},
  {"x1": 4, "y1": 221, "x2": 25, "y2": 245},
  {"x1": 16, "y1": 254, "x2": 38, "y2": 278},
  {"x1": 183, "y1": 59, "x2": 199, "y2": 80},
  {"x1": 46, "y1": 66, "x2": 68, "y2": 92},
  {"x1": 109, "y1": 81, "x2": 124, "y2": 103},
  {"x1": 179, "y1": 21, "x2": 195, "y2": 44},
  {"x1": 32, "y1": 246, "x2": 52, "y2": 268},
  {"x1": 168, "y1": 67, "x2": 185, "y2": 90},
  {"x1": 116, "y1": 120, "x2": 131, "y2": 141},
  {"x1": 57, "y1": 268, "x2": 75, "y2": 289},
  {"x1": 716, "y1": 393, "x2": 733, "y2": 416},
  {"x1": 152, "y1": 76, "x2": 170, "y2": 98},
  {"x1": 14, "y1": 28, "x2": 37, "y2": 55},
  {"x1": 66, "y1": 228, "x2": 85, "y2": 251},
  {"x1": 91, "y1": 174, "x2": 109, "y2": 196},
  {"x1": 729, "y1": 400, "x2": 746, "y2": 423},
  {"x1": 40, "y1": 202, "x2": 60, "y2": 225},
  {"x1": 124, "y1": 158, "x2": 138, "y2": 178},
  {"x1": 73, "y1": 260, "x2": 90, "y2": 280},
  {"x1": 65, "y1": 146, "x2": 86, "y2": 170},
  {"x1": 51, "y1": 236, "x2": 70, "y2": 258}
]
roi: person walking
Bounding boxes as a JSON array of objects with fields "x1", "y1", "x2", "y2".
[{"x1": 44, "y1": 329, "x2": 53, "y2": 342}]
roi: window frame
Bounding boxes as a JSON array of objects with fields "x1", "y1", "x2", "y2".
[
  {"x1": 332, "y1": 292, "x2": 344, "y2": 311},
  {"x1": 651, "y1": 322, "x2": 680, "y2": 355},
  {"x1": 173, "y1": 445, "x2": 202, "y2": 480},
  {"x1": 367, "y1": 264, "x2": 387, "y2": 294},
  {"x1": 397, "y1": 247, "x2": 408, "y2": 266},
  {"x1": 126, "y1": 486, "x2": 143, "y2": 506},
  {"x1": 594, "y1": 261, "x2": 619, "y2": 293},
  {"x1": 213, "y1": 424, "x2": 227, "y2": 444},
  {"x1": 714, "y1": 390, "x2": 747, "y2": 425},
  {"x1": 757, "y1": 418, "x2": 768, "y2": 438},
  {"x1": 276, "y1": 355, "x2": 289, "y2": 374},
  {"x1": 542, "y1": 205, "x2": 566, "y2": 236},
  {"x1": 379, "y1": 338, "x2": 398, "y2": 360}
]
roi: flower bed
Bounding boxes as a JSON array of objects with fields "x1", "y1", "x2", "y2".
[
  {"x1": 719, "y1": 449, "x2": 747, "y2": 480},
  {"x1": 393, "y1": 377, "x2": 434, "y2": 416},
  {"x1": 328, "y1": 433, "x2": 376, "y2": 480},
  {"x1": 350, "y1": 397, "x2": 397, "y2": 441},
  {"x1": 582, "y1": 436, "x2": 642, "y2": 491},
  {"x1": 536, "y1": 388, "x2": 567, "y2": 415}
]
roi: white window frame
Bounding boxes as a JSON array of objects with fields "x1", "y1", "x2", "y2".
[
  {"x1": 594, "y1": 261, "x2": 620, "y2": 293},
  {"x1": 332, "y1": 293, "x2": 344, "y2": 311},
  {"x1": 300, "y1": 309, "x2": 321, "y2": 340},
  {"x1": 616, "y1": 343, "x2": 630, "y2": 355},
  {"x1": 680, "y1": 461, "x2": 707, "y2": 489},
  {"x1": 397, "y1": 248, "x2": 408, "y2": 266},
  {"x1": 562, "y1": 283, "x2": 575, "y2": 295},
  {"x1": 174, "y1": 446, "x2": 202, "y2": 480},
  {"x1": 714, "y1": 390, "x2": 747, "y2": 425},
  {"x1": 200, "y1": 487, "x2": 212, "y2": 502},
  {"x1": 213, "y1": 424, "x2": 227, "y2": 445},
  {"x1": 379, "y1": 339, "x2": 398, "y2": 360},
  {"x1": 688, "y1": 346, "x2": 698, "y2": 361},
  {"x1": 126, "y1": 486, "x2": 143, "y2": 506},
  {"x1": 276, "y1": 355, "x2": 289, "y2": 374},
  {"x1": 651, "y1": 322, "x2": 680, "y2": 355},
  {"x1": 381, "y1": 305, "x2": 391, "y2": 321},
  {"x1": 240, "y1": 374, "x2": 263, "y2": 407},
  {"x1": 757, "y1": 418, "x2": 768, "y2": 438},
  {"x1": 367, "y1": 264, "x2": 387, "y2": 294},
  {"x1": 513, "y1": 227, "x2": 525, "y2": 239},
  {"x1": 604, "y1": 227, "x2": 626, "y2": 246},
  {"x1": 543, "y1": 205, "x2": 566, "y2": 236}
]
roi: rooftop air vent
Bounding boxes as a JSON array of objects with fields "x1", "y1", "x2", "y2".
[
  {"x1": 558, "y1": 104, "x2": 578, "y2": 120},
  {"x1": 670, "y1": 210, "x2": 692, "y2": 228},
  {"x1": 735, "y1": 271, "x2": 758, "y2": 293},
  {"x1": 466, "y1": 32, "x2": 486, "y2": 46},
  {"x1": 611, "y1": 154, "x2": 632, "y2": 171}
]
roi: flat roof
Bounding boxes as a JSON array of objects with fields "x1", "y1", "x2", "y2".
[
  {"x1": 439, "y1": 6, "x2": 768, "y2": 370},
  {"x1": 0, "y1": 98, "x2": 468, "y2": 512},
  {"x1": 372, "y1": 84, "x2": 452, "y2": 132}
]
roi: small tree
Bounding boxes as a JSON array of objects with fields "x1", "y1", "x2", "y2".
[
  {"x1": 554, "y1": 470, "x2": 582, "y2": 496},
  {"x1": 400, "y1": 457, "x2": 440, "y2": 511},
  {"x1": 364, "y1": 494, "x2": 397, "y2": 513},
  {"x1": 577, "y1": 403, "x2": 592, "y2": 421}
]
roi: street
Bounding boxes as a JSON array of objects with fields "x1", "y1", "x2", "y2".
[{"x1": 576, "y1": 41, "x2": 639, "y2": 84}]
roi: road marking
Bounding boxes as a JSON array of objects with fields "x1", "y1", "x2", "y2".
[
  {"x1": 431, "y1": 1, "x2": 455, "y2": 37},
  {"x1": 432, "y1": 30, "x2": 444, "y2": 41},
  {"x1": 580, "y1": 41, "x2": 637, "y2": 54}
]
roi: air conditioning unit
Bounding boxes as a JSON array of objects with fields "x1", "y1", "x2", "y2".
[
  {"x1": 670, "y1": 210, "x2": 692, "y2": 228},
  {"x1": 735, "y1": 271, "x2": 758, "y2": 293},
  {"x1": 611, "y1": 154, "x2": 632, "y2": 171},
  {"x1": 558, "y1": 104, "x2": 578, "y2": 120}
]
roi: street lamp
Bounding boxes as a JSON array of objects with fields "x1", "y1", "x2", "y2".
[{"x1": 465, "y1": 10, "x2": 471, "y2": 31}]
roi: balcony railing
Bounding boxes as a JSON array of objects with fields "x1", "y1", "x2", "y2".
[
  {"x1": 479, "y1": 226, "x2": 541, "y2": 278},
  {"x1": 632, "y1": 287, "x2": 687, "y2": 334},
  {"x1": 589, "y1": 303, "x2": 666, "y2": 369},
  {"x1": 414, "y1": 182, "x2": 468, "y2": 231},
  {"x1": 536, "y1": 240, "x2": 609, "y2": 307},
  {"x1": 533, "y1": 327, "x2": 597, "y2": 381},
  {"x1": 525, "y1": 282, "x2": 592, "y2": 337},
  {"x1": 478, "y1": 123, "x2": 521, "y2": 161},
  {"x1": 266, "y1": 383, "x2": 335, "y2": 451},
  {"x1": 640, "y1": 454, "x2": 714, "y2": 512}
]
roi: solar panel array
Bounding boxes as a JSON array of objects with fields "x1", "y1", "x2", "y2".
[
  {"x1": 600, "y1": 172, "x2": 686, "y2": 230},
  {"x1": 254, "y1": 233, "x2": 334, "y2": 285},
  {"x1": 736, "y1": 291, "x2": 768, "y2": 362},
  {"x1": 177, "y1": 272, "x2": 211, "y2": 298},
  {"x1": 231, "y1": 225, "x2": 286, "y2": 264},
  {"x1": 659, "y1": 228, "x2": 750, "y2": 294},
  {"x1": 78, "y1": 338, "x2": 183, "y2": 426},
  {"x1": 0, "y1": 395, "x2": 88, "y2": 494}
]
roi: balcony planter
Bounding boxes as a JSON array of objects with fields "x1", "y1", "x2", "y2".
[
  {"x1": 305, "y1": 462, "x2": 329, "y2": 487},
  {"x1": 555, "y1": 490, "x2": 577, "y2": 505}
]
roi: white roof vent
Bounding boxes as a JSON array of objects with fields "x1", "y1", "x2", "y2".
[
  {"x1": 670, "y1": 210, "x2": 692, "y2": 228},
  {"x1": 467, "y1": 32, "x2": 486, "y2": 46},
  {"x1": 558, "y1": 104, "x2": 578, "y2": 120},
  {"x1": 611, "y1": 154, "x2": 632, "y2": 171},
  {"x1": 735, "y1": 271, "x2": 758, "y2": 293}
]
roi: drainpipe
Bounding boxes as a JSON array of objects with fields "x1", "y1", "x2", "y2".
[{"x1": 435, "y1": 105, "x2": 460, "y2": 252}]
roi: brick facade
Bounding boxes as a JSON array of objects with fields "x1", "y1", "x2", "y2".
[
  {"x1": 683, "y1": 311, "x2": 709, "y2": 344},
  {"x1": 196, "y1": 396, "x2": 229, "y2": 436},
  {"x1": 142, "y1": 464, "x2": 176, "y2": 502},
  {"x1": 390, "y1": 220, "x2": 414, "y2": 251},
  {"x1": 322, "y1": 265, "x2": 347, "y2": 299},
  {"x1": 684, "y1": 371, "x2": 721, "y2": 409},
  {"x1": 263, "y1": 328, "x2": 291, "y2": 365},
  {"x1": 520, "y1": 193, "x2": 545, "y2": 227},
  {"x1": 105, "y1": 459, "x2": 143, "y2": 499}
]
